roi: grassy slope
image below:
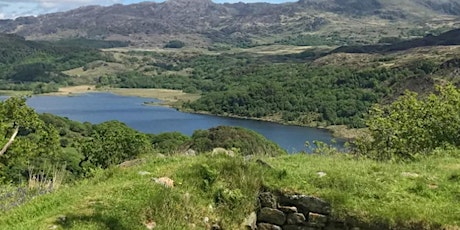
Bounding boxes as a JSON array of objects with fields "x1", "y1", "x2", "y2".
[{"x1": 0, "y1": 152, "x2": 459, "y2": 230}]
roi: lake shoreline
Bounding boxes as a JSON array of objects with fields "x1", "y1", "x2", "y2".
[{"x1": 45, "y1": 86, "x2": 360, "y2": 140}]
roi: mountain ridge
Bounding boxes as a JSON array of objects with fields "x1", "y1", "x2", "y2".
[{"x1": 0, "y1": 0, "x2": 459, "y2": 47}]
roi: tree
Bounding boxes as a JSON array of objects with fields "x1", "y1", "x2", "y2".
[
  {"x1": 79, "y1": 121, "x2": 152, "y2": 170},
  {"x1": 0, "y1": 97, "x2": 41, "y2": 156},
  {"x1": 0, "y1": 97, "x2": 62, "y2": 182},
  {"x1": 353, "y1": 84, "x2": 460, "y2": 161}
]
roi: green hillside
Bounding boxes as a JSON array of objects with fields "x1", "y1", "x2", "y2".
[{"x1": 0, "y1": 153, "x2": 459, "y2": 230}]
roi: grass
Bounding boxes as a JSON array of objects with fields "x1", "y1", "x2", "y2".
[
  {"x1": 0, "y1": 90, "x2": 32, "y2": 96},
  {"x1": 107, "y1": 88, "x2": 201, "y2": 107},
  {"x1": 0, "y1": 152, "x2": 459, "y2": 230}
]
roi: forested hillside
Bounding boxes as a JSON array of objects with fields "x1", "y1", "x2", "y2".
[{"x1": 0, "y1": 34, "x2": 119, "y2": 93}]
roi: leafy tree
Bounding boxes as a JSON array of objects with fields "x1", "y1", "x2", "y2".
[
  {"x1": 190, "y1": 126, "x2": 286, "y2": 156},
  {"x1": 353, "y1": 84, "x2": 460, "y2": 161},
  {"x1": 79, "y1": 121, "x2": 152, "y2": 170},
  {"x1": 0, "y1": 97, "x2": 62, "y2": 182}
]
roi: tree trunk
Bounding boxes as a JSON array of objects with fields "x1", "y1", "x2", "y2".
[{"x1": 0, "y1": 126, "x2": 19, "y2": 156}]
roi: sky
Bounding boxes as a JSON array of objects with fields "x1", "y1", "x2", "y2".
[{"x1": 0, "y1": 0, "x2": 293, "y2": 19}]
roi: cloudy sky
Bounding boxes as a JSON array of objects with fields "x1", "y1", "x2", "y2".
[{"x1": 0, "y1": 0, "x2": 293, "y2": 19}]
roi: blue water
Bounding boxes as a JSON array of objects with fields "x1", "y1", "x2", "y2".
[{"x1": 2, "y1": 93, "x2": 342, "y2": 152}]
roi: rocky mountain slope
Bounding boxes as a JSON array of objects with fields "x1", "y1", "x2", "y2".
[{"x1": 0, "y1": 0, "x2": 459, "y2": 47}]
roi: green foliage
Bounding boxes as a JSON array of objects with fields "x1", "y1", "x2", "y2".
[
  {"x1": 79, "y1": 121, "x2": 152, "y2": 170},
  {"x1": 164, "y1": 40, "x2": 185, "y2": 49},
  {"x1": 149, "y1": 132, "x2": 191, "y2": 154},
  {"x1": 0, "y1": 97, "x2": 63, "y2": 182},
  {"x1": 190, "y1": 126, "x2": 286, "y2": 156},
  {"x1": 0, "y1": 33, "x2": 107, "y2": 92},
  {"x1": 1, "y1": 153, "x2": 459, "y2": 229},
  {"x1": 354, "y1": 84, "x2": 460, "y2": 161}
]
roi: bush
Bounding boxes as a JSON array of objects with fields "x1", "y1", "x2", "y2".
[
  {"x1": 164, "y1": 40, "x2": 185, "y2": 49},
  {"x1": 353, "y1": 84, "x2": 460, "y2": 160}
]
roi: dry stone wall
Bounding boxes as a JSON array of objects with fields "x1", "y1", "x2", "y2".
[{"x1": 245, "y1": 191, "x2": 346, "y2": 230}]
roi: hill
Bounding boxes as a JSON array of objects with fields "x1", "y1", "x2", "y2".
[
  {"x1": 332, "y1": 28, "x2": 460, "y2": 53},
  {"x1": 0, "y1": 0, "x2": 459, "y2": 47},
  {"x1": 0, "y1": 153, "x2": 459, "y2": 229}
]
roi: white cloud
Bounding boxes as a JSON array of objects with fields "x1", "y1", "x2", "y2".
[
  {"x1": 0, "y1": 0, "x2": 123, "y2": 19},
  {"x1": 0, "y1": 0, "x2": 293, "y2": 19}
]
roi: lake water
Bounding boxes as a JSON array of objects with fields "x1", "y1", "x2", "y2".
[{"x1": 2, "y1": 93, "x2": 343, "y2": 152}]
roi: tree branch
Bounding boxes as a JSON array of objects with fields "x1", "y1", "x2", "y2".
[{"x1": 0, "y1": 126, "x2": 19, "y2": 156}]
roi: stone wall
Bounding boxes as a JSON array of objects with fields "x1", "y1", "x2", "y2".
[{"x1": 243, "y1": 191, "x2": 347, "y2": 230}]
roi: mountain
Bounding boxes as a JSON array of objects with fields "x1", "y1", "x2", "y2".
[
  {"x1": 0, "y1": 0, "x2": 459, "y2": 47},
  {"x1": 332, "y1": 28, "x2": 460, "y2": 53}
]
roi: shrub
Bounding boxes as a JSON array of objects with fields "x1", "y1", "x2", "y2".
[{"x1": 353, "y1": 84, "x2": 460, "y2": 160}]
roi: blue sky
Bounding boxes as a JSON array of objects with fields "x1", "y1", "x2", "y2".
[{"x1": 0, "y1": 0, "x2": 294, "y2": 19}]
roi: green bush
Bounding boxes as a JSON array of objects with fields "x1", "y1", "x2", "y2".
[
  {"x1": 354, "y1": 84, "x2": 460, "y2": 160},
  {"x1": 164, "y1": 40, "x2": 185, "y2": 48}
]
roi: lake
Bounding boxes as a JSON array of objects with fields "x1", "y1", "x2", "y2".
[{"x1": 2, "y1": 93, "x2": 343, "y2": 152}]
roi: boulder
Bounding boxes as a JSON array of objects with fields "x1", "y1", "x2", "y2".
[
  {"x1": 212, "y1": 147, "x2": 235, "y2": 157},
  {"x1": 280, "y1": 194, "x2": 331, "y2": 215},
  {"x1": 152, "y1": 177, "x2": 174, "y2": 188},
  {"x1": 278, "y1": 206, "x2": 298, "y2": 213},
  {"x1": 258, "y1": 207, "x2": 286, "y2": 226},
  {"x1": 283, "y1": 225, "x2": 316, "y2": 230},
  {"x1": 307, "y1": 212, "x2": 328, "y2": 228},
  {"x1": 257, "y1": 223, "x2": 282, "y2": 230},
  {"x1": 259, "y1": 192, "x2": 277, "y2": 208},
  {"x1": 286, "y1": 213, "x2": 306, "y2": 225},
  {"x1": 242, "y1": 212, "x2": 257, "y2": 230}
]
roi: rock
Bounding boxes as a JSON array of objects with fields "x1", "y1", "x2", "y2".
[
  {"x1": 144, "y1": 220, "x2": 156, "y2": 229},
  {"x1": 258, "y1": 207, "x2": 286, "y2": 226},
  {"x1": 283, "y1": 225, "x2": 316, "y2": 230},
  {"x1": 259, "y1": 192, "x2": 277, "y2": 208},
  {"x1": 286, "y1": 213, "x2": 306, "y2": 225},
  {"x1": 280, "y1": 194, "x2": 331, "y2": 215},
  {"x1": 324, "y1": 221, "x2": 347, "y2": 230},
  {"x1": 212, "y1": 147, "x2": 235, "y2": 157},
  {"x1": 242, "y1": 212, "x2": 257, "y2": 230},
  {"x1": 118, "y1": 158, "x2": 145, "y2": 168},
  {"x1": 138, "y1": 171, "x2": 151, "y2": 176},
  {"x1": 256, "y1": 159, "x2": 273, "y2": 169},
  {"x1": 257, "y1": 223, "x2": 282, "y2": 230},
  {"x1": 317, "y1": 171, "x2": 327, "y2": 178},
  {"x1": 152, "y1": 177, "x2": 174, "y2": 188},
  {"x1": 185, "y1": 149, "x2": 196, "y2": 156},
  {"x1": 278, "y1": 206, "x2": 298, "y2": 213},
  {"x1": 401, "y1": 172, "x2": 419, "y2": 178},
  {"x1": 210, "y1": 223, "x2": 221, "y2": 230},
  {"x1": 307, "y1": 212, "x2": 328, "y2": 228}
]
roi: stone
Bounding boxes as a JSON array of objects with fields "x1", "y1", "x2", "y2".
[
  {"x1": 138, "y1": 171, "x2": 151, "y2": 176},
  {"x1": 242, "y1": 212, "x2": 257, "y2": 230},
  {"x1": 118, "y1": 158, "x2": 145, "y2": 168},
  {"x1": 324, "y1": 221, "x2": 347, "y2": 230},
  {"x1": 152, "y1": 177, "x2": 174, "y2": 188},
  {"x1": 280, "y1": 194, "x2": 331, "y2": 215},
  {"x1": 212, "y1": 147, "x2": 235, "y2": 157},
  {"x1": 185, "y1": 149, "x2": 196, "y2": 156},
  {"x1": 259, "y1": 192, "x2": 277, "y2": 208},
  {"x1": 210, "y1": 223, "x2": 221, "y2": 230},
  {"x1": 257, "y1": 223, "x2": 282, "y2": 230},
  {"x1": 283, "y1": 225, "x2": 316, "y2": 230},
  {"x1": 286, "y1": 213, "x2": 306, "y2": 225},
  {"x1": 144, "y1": 220, "x2": 156, "y2": 229},
  {"x1": 307, "y1": 212, "x2": 328, "y2": 228},
  {"x1": 317, "y1": 171, "x2": 327, "y2": 178},
  {"x1": 258, "y1": 207, "x2": 286, "y2": 226},
  {"x1": 401, "y1": 172, "x2": 420, "y2": 178},
  {"x1": 278, "y1": 205, "x2": 298, "y2": 213}
]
